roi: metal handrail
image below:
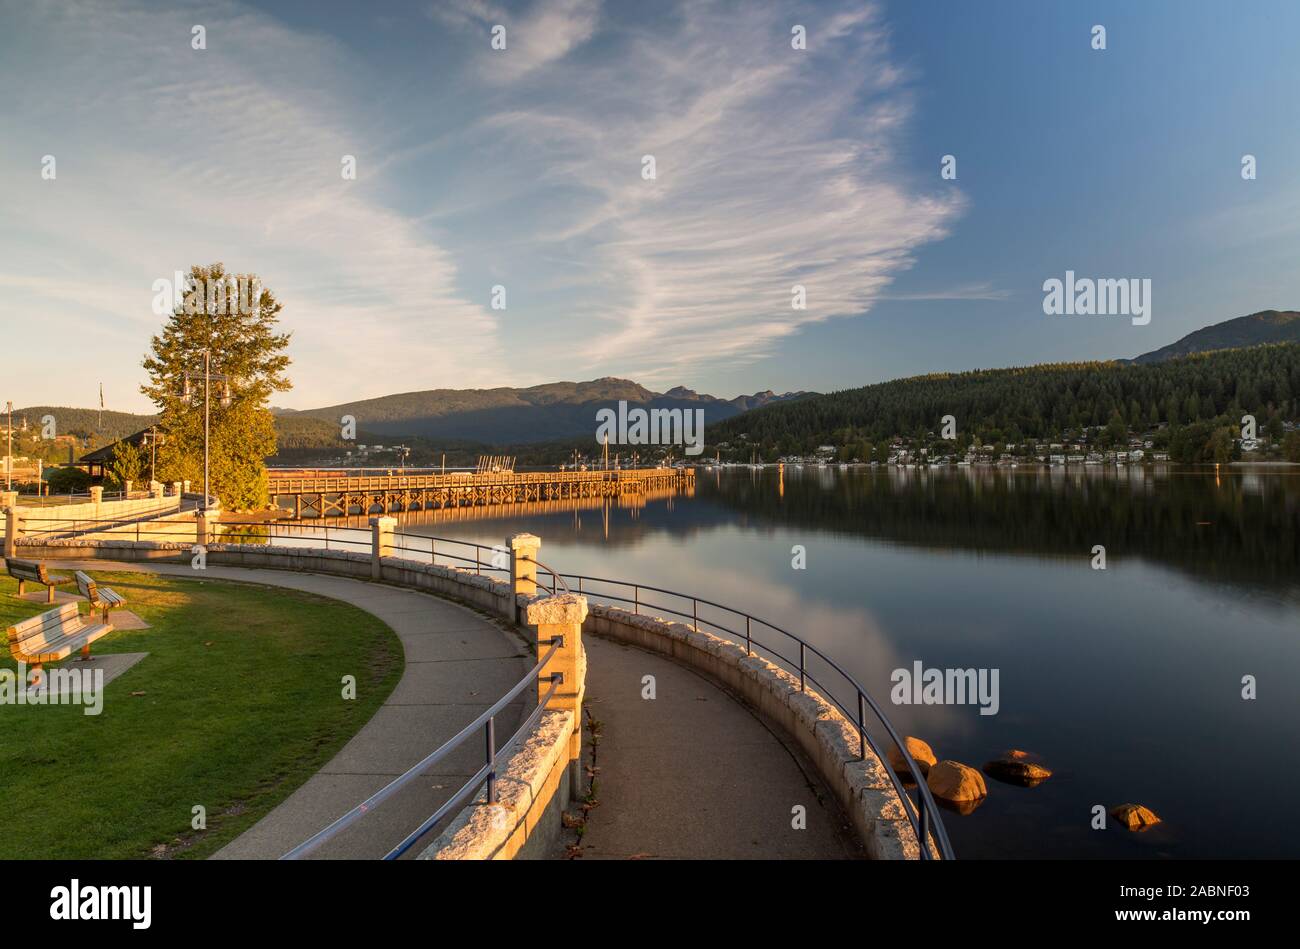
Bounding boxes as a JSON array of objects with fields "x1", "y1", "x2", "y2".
[
  {"x1": 558, "y1": 571, "x2": 954, "y2": 860},
  {"x1": 282, "y1": 638, "x2": 565, "y2": 861},
  {"x1": 388, "y1": 530, "x2": 570, "y2": 595}
]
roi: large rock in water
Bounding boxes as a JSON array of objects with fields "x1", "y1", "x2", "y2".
[
  {"x1": 983, "y1": 750, "x2": 1052, "y2": 786},
  {"x1": 888, "y1": 736, "x2": 938, "y2": 776},
  {"x1": 1111, "y1": 803, "x2": 1162, "y2": 831},
  {"x1": 926, "y1": 760, "x2": 987, "y2": 806}
]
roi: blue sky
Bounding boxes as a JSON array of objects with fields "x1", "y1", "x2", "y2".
[{"x1": 3, "y1": 0, "x2": 1299, "y2": 412}]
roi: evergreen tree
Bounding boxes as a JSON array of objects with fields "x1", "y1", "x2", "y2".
[{"x1": 140, "y1": 263, "x2": 291, "y2": 510}]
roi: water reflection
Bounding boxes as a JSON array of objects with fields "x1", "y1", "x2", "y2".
[{"x1": 322, "y1": 465, "x2": 1300, "y2": 859}]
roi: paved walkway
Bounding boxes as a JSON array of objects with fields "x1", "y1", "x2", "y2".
[
  {"x1": 60, "y1": 561, "x2": 531, "y2": 859},
  {"x1": 58, "y1": 560, "x2": 861, "y2": 860},
  {"x1": 575, "y1": 635, "x2": 862, "y2": 859}
]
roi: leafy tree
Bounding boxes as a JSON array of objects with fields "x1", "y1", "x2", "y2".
[
  {"x1": 141, "y1": 263, "x2": 291, "y2": 511},
  {"x1": 1209, "y1": 426, "x2": 1236, "y2": 464},
  {"x1": 106, "y1": 440, "x2": 146, "y2": 490}
]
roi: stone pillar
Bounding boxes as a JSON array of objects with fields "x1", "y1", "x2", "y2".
[
  {"x1": 0, "y1": 491, "x2": 17, "y2": 511},
  {"x1": 4, "y1": 507, "x2": 21, "y2": 559},
  {"x1": 195, "y1": 510, "x2": 212, "y2": 547},
  {"x1": 171, "y1": 481, "x2": 182, "y2": 498},
  {"x1": 183, "y1": 480, "x2": 191, "y2": 494},
  {"x1": 522, "y1": 593, "x2": 588, "y2": 798},
  {"x1": 123, "y1": 480, "x2": 133, "y2": 498},
  {"x1": 150, "y1": 481, "x2": 164, "y2": 499},
  {"x1": 89, "y1": 485, "x2": 103, "y2": 517},
  {"x1": 507, "y1": 533, "x2": 540, "y2": 621},
  {"x1": 370, "y1": 516, "x2": 396, "y2": 580}
]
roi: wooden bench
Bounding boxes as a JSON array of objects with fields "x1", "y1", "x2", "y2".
[
  {"x1": 4, "y1": 558, "x2": 72, "y2": 604},
  {"x1": 6, "y1": 602, "x2": 113, "y2": 688},
  {"x1": 74, "y1": 570, "x2": 128, "y2": 623}
]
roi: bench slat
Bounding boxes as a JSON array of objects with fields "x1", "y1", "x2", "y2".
[
  {"x1": 7, "y1": 603, "x2": 111, "y2": 662},
  {"x1": 20, "y1": 623, "x2": 112, "y2": 663},
  {"x1": 73, "y1": 570, "x2": 127, "y2": 616}
]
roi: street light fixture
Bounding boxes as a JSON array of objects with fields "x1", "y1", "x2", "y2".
[
  {"x1": 141, "y1": 425, "x2": 166, "y2": 485},
  {"x1": 180, "y1": 349, "x2": 234, "y2": 515}
]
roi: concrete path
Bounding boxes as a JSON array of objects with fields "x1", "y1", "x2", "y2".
[
  {"x1": 59, "y1": 561, "x2": 531, "y2": 859},
  {"x1": 575, "y1": 635, "x2": 862, "y2": 859}
]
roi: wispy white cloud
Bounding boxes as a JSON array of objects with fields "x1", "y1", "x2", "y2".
[
  {"x1": 454, "y1": 0, "x2": 965, "y2": 384},
  {"x1": 428, "y1": 0, "x2": 601, "y2": 82},
  {"x1": 1, "y1": 0, "x2": 503, "y2": 410},
  {"x1": 3, "y1": 0, "x2": 962, "y2": 409}
]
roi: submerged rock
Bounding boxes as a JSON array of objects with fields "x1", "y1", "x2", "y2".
[
  {"x1": 983, "y1": 750, "x2": 1053, "y2": 786},
  {"x1": 926, "y1": 760, "x2": 987, "y2": 809},
  {"x1": 1111, "y1": 803, "x2": 1162, "y2": 831},
  {"x1": 888, "y1": 736, "x2": 938, "y2": 777}
]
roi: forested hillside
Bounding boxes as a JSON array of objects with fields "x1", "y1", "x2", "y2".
[{"x1": 708, "y1": 344, "x2": 1300, "y2": 456}]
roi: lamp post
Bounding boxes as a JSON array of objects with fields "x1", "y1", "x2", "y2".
[
  {"x1": 141, "y1": 425, "x2": 165, "y2": 484},
  {"x1": 181, "y1": 350, "x2": 232, "y2": 515},
  {"x1": 5, "y1": 400, "x2": 12, "y2": 491}
]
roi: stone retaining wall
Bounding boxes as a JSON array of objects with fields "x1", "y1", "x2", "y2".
[
  {"x1": 17, "y1": 495, "x2": 181, "y2": 527},
  {"x1": 417, "y1": 705, "x2": 579, "y2": 860},
  {"x1": 583, "y1": 603, "x2": 926, "y2": 860}
]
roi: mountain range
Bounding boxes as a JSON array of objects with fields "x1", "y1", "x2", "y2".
[
  {"x1": 277, "y1": 378, "x2": 811, "y2": 444},
  {"x1": 15, "y1": 309, "x2": 1296, "y2": 450},
  {"x1": 1125, "y1": 310, "x2": 1300, "y2": 363}
]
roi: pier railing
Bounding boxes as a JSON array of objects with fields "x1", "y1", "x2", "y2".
[
  {"x1": 556, "y1": 571, "x2": 954, "y2": 859},
  {"x1": 267, "y1": 467, "x2": 692, "y2": 494}
]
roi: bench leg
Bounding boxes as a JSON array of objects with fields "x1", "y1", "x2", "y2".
[
  {"x1": 28, "y1": 663, "x2": 43, "y2": 690},
  {"x1": 16, "y1": 579, "x2": 24, "y2": 597},
  {"x1": 47, "y1": 585, "x2": 55, "y2": 604},
  {"x1": 81, "y1": 642, "x2": 91, "y2": 660}
]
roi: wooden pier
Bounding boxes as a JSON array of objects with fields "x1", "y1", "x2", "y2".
[{"x1": 267, "y1": 467, "x2": 695, "y2": 518}]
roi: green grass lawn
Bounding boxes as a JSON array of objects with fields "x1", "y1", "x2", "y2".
[{"x1": 0, "y1": 570, "x2": 402, "y2": 859}]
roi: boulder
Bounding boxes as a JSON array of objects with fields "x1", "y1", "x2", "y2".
[
  {"x1": 888, "y1": 736, "x2": 938, "y2": 777},
  {"x1": 983, "y1": 750, "x2": 1052, "y2": 786},
  {"x1": 1111, "y1": 803, "x2": 1161, "y2": 831},
  {"x1": 926, "y1": 760, "x2": 987, "y2": 806}
]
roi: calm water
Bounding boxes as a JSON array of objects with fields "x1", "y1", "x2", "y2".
[{"x1": 372, "y1": 465, "x2": 1300, "y2": 859}]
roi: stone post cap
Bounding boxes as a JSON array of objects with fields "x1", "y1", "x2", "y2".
[
  {"x1": 522, "y1": 593, "x2": 588, "y2": 626},
  {"x1": 509, "y1": 533, "x2": 541, "y2": 550},
  {"x1": 369, "y1": 516, "x2": 398, "y2": 527}
]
